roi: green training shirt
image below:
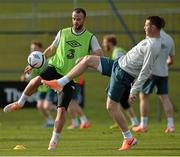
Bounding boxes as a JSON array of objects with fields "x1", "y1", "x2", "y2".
[
  {"x1": 49, "y1": 27, "x2": 93, "y2": 77},
  {"x1": 112, "y1": 47, "x2": 126, "y2": 60}
]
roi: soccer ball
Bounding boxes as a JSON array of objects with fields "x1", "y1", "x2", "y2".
[{"x1": 27, "y1": 51, "x2": 45, "y2": 68}]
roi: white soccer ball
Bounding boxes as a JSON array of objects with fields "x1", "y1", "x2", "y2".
[{"x1": 27, "y1": 51, "x2": 45, "y2": 68}]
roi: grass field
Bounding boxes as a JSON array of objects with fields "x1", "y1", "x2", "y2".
[
  {"x1": 0, "y1": 108, "x2": 180, "y2": 156},
  {"x1": 0, "y1": 72, "x2": 180, "y2": 156}
]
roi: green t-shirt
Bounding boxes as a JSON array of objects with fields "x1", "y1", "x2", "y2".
[
  {"x1": 112, "y1": 47, "x2": 126, "y2": 60},
  {"x1": 49, "y1": 27, "x2": 93, "y2": 79}
]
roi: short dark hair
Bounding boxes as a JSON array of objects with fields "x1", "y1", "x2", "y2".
[
  {"x1": 73, "y1": 8, "x2": 86, "y2": 18},
  {"x1": 103, "y1": 34, "x2": 117, "y2": 46},
  {"x1": 31, "y1": 40, "x2": 43, "y2": 48},
  {"x1": 147, "y1": 16, "x2": 165, "y2": 29}
]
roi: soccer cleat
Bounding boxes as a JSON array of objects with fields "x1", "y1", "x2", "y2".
[
  {"x1": 165, "y1": 127, "x2": 175, "y2": 133},
  {"x1": 67, "y1": 124, "x2": 79, "y2": 129},
  {"x1": 41, "y1": 79, "x2": 63, "y2": 92},
  {"x1": 119, "y1": 136, "x2": 137, "y2": 151},
  {"x1": 44, "y1": 123, "x2": 54, "y2": 128},
  {"x1": 80, "y1": 122, "x2": 90, "y2": 129},
  {"x1": 48, "y1": 141, "x2": 57, "y2": 150},
  {"x1": 3, "y1": 102, "x2": 21, "y2": 112},
  {"x1": 132, "y1": 125, "x2": 148, "y2": 133},
  {"x1": 128, "y1": 124, "x2": 139, "y2": 129},
  {"x1": 109, "y1": 123, "x2": 119, "y2": 129}
]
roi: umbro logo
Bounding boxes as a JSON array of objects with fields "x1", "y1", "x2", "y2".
[{"x1": 66, "y1": 40, "x2": 82, "y2": 47}]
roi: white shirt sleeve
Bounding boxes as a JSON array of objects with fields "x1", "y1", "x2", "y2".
[
  {"x1": 90, "y1": 35, "x2": 102, "y2": 53},
  {"x1": 130, "y1": 44, "x2": 156, "y2": 94},
  {"x1": 51, "y1": 31, "x2": 61, "y2": 47},
  {"x1": 170, "y1": 39, "x2": 175, "y2": 56}
]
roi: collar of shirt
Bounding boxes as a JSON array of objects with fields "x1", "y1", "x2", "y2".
[{"x1": 71, "y1": 27, "x2": 85, "y2": 35}]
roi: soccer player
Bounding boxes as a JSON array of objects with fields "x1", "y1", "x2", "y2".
[
  {"x1": 20, "y1": 41, "x2": 57, "y2": 127},
  {"x1": 132, "y1": 18, "x2": 176, "y2": 133},
  {"x1": 102, "y1": 34, "x2": 139, "y2": 129},
  {"x1": 41, "y1": 16, "x2": 164, "y2": 150},
  {"x1": 3, "y1": 8, "x2": 103, "y2": 150}
]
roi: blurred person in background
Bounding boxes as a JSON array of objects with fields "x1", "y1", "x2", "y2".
[
  {"x1": 132, "y1": 17, "x2": 176, "y2": 133},
  {"x1": 42, "y1": 16, "x2": 164, "y2": 150},
  {"x1": 20, "y1": 41, "x2": 57, "y2": 127},
  {"x1": 102, "y1": 34, "x2": 139, "y2": 129},
  {"x1": 67, "y1": 75, "x2": 90, "y2": 129},
  {"x1": 4, "y1": 8, "x2": 103, "y2": 150}
]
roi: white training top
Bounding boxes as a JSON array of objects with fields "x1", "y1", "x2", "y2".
[
  {"x1": 52, "y1": 28, "x2": 102, "y2": 53},
  {"x1": 118, "y1": 37, "x2": 162, "y2": 94},
  {"x1": 151, "y1": 29, "x2": 175, "y2": 76}
]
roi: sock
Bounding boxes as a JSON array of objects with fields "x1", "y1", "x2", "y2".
[
  {"x1": 80, "y1": 115, "x2": 88, "y2": 124},
  {"x1": 97, "y1": 60, "x2": 102, "y2": 73},
  {"x1": 122, "y1": 130, "x2": 133, "y2": 139},
  {"x1": 72, "y1": 118, "x2": 80, "y2": 127},
  {"x1": 140, "y1": 117, "x2": 148, "y2": 128},
  {"x1": 130, "y1": 117, "x2": 139, "y2": 126},
  {"x1": 47, "y1": 116, "x2": 54, "y2": 124},
  {"x1": 57, "y1": 76, "x2": 70, "y2": 86},
  {"x1": 17, "y1": 93, "x2": 29, "y2": 107},
  {"x1": 167, "y1": 117, "x2": 174, "y2": 128},
  {"x1": 50, "y1": 131, "x2": 60, "y2": 144}
]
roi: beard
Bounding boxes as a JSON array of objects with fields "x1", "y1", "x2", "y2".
[{"x1": 74, "y1": 24, "x2": 83, "y2": 31}]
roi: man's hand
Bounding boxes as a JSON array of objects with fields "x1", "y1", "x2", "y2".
[
  {"x1": 128, "y1": 93, "x2": 137, "y2": 104},
  {"x1": 24, "y1": 65, "x2": 32, "y2": 74},
  {"x1": 167, "y1": 56, "x2": 173, "y2": 65}
]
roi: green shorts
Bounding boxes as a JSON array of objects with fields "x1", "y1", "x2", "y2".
[
  {"x1": 107, "y1": 60, "x2": 134, "y2": 103},
  {"x1": 142, "y1": 75, "x2": 168, "y2": 94}
]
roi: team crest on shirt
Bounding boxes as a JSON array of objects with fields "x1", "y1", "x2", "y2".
[
  {"x1": 67, "y1": 49, "x2": 75, "y2": 59},
  {"x1": 66, "y1": 40, "x2": 82, "y2": 47}
]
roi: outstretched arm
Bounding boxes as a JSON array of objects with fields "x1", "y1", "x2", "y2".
[{"x1": 43, "y1": 44, "x2": 56, "y2": 59}]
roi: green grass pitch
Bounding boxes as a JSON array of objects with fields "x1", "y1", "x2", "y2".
[{"x1": 0, "y1": 72, "x2": 180, "y2": 156}]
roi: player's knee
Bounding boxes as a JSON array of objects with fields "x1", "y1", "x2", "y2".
[
  {"x1": 106, "y1": 102, "x2": 116, "y2": 113},
  {"x1": 43, "y1": 101, "x2": 50, "y2": 110},
  {"x1": 36, "y1": 101, "x2": 44, "y2": 109},
  {"x1": 30, "y1": 76, "x2": 42, "y2": 87},
  {"x1": 57, "y1": 107, "x2": 67, "y2": 119}
]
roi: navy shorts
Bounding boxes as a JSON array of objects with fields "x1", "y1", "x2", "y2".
[
  {"x1": 36, "y1": 89, "x2": 57, "y2": 104},
  {"x1": 46, "y1": 89, "x2": 58, "y2": 104},
  {"x1": 36, "y1": 92, "x2": 46, "y2": 100},
  {"x1": 142, "y1": 75, "x2": 168, "y2": 95},
  {"x1": 72, "y1": 83, "x2": 82, "y2": 103},
  {"x1": 101, "y1": 57, "x2": 134, "y2": 109}
]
